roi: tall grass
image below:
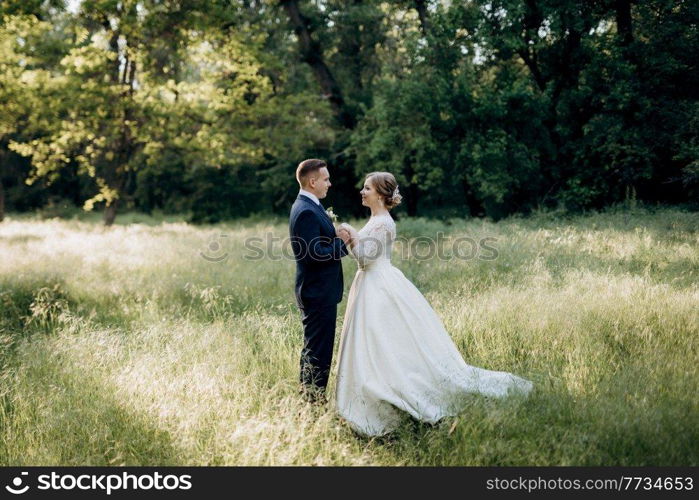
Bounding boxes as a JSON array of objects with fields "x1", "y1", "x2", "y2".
[{"x1": 0, "y1": 207, "x2": 697, "y2": 465}]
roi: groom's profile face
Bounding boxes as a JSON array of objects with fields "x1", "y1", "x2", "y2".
[{"x1": 308, "y1": 167, "x2": 331, "y2": 199}]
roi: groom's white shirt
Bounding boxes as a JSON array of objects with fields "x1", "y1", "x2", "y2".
[{"x1": 299, "y1": 189, "x2": 320, "y2": 205}]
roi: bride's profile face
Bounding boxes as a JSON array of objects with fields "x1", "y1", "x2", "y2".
[{"x1": 360, "y1": 178, "x2": 382, "y2": 208}]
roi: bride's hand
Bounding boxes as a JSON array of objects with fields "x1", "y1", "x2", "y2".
[
  {"x1": 338, "y1": 223, "x2": 358, "y2": 247},
  {"x1": 337, "y1": 227, "x2": 351, "y2": 245},
  {"x1": 339, "y1": 223, "x2": 357, "y2": 234}
]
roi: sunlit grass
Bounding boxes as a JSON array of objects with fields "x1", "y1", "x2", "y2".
[{"x1": 0, "y1": 206, "x2": 697, "y2": 465}]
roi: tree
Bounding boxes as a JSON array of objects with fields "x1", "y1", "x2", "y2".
[
  {"x1": 1, "y1": 0, "x2": 697, "y2": 220},
  {"x1": 9, "y1": 1, "x2": 151, "y2": 225},
  {"x1": 0, "y1": 12, "x2": 68, "y2": 221}
]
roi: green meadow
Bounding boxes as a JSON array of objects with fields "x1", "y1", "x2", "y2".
[{"x1": 0, "y1": 206, "x2": 697, "y2": 465}]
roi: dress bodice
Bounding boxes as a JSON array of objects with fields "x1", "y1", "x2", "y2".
[{"x1": 350, "y1": 213, "x2": 396, "y2": 270}]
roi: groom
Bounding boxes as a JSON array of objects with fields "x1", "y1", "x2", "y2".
[{"x1": 289, "y1": 159, "x2": 351, "y2": 403}]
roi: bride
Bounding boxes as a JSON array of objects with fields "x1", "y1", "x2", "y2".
[{"x1": 334, "y1": 172, "x2": 533, "y2": 436}]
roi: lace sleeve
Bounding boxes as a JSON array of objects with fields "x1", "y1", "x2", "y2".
[{"x1": 350, "y1": 219, "x2": 395, "y2": 267}]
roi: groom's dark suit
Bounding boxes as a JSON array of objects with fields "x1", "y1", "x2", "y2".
[{"x1": 289, "y1": 194, "x2": 348, "y2": 396}]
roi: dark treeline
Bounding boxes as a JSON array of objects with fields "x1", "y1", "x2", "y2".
[{"x1": 0, "y1": 0, "x2": 697, "y2": 224}]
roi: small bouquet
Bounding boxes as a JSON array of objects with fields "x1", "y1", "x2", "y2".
[{"x1": 325, "y1": 206, "x2": 338, "y2": 223}]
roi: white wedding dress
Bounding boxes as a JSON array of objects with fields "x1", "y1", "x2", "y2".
[{"x1": 335, "y1": 213, "x2": 533, "y2": 436}]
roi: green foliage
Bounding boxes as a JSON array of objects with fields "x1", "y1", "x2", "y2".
[{"x1": 0, "y1": 0, "x2": 697, "y2": 222}]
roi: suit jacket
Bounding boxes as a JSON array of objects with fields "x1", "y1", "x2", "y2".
[{"x1": 289, "y1": 194, "x2": 348, "y2": 309}]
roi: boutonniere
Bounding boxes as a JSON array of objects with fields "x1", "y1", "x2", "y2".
[{"x1": 325, "y1": 206, "x2": 338, "y2": 223}]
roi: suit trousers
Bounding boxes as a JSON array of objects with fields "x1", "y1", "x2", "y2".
[{"x1": 299, "y1": 302, "x2": 337, "y2": 394}]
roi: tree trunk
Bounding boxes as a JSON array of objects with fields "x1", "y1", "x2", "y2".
[
  {"x1": 403, "y1": 157, "x2": 419, "y2": 216},
  {"x1": 414, "y1": 0, "x2": 431, "y2": 35},
  {"x1": 103, "y1": 199, "x2": 118, "y2": 226},
  {"x1": 406, "y1": 184, "x2": 419, "y2": 216},
  {"x1": 279, "y1": 0, "x2": 355, "y2": 129},
  {"x1": 461, "y1": 179, "x2": 484, "y2": 217},
  {"x1": 517, "y1": 0, "x2": 547, "y2": 93},
  {"x1": 0, "y1": 177, "x2": 5, "y2": 222},
  {"x1": 0, "y1": 149, "x2": 4, "y2": 222},
  {"x1": 615, "y1": 0, "x2": 634, "y2": 47},
  {"x1": 344, "y1": 0, "x2": 364, "y2": 96}
]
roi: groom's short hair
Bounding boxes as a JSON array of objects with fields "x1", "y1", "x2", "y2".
[{"x1": 296, "y1": 159, "x2": 327, "y2": 187}]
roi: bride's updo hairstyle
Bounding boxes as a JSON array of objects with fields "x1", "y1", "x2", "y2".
[{"x1": 366, "y1": 172, "x2": 402, "y2": 209}]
